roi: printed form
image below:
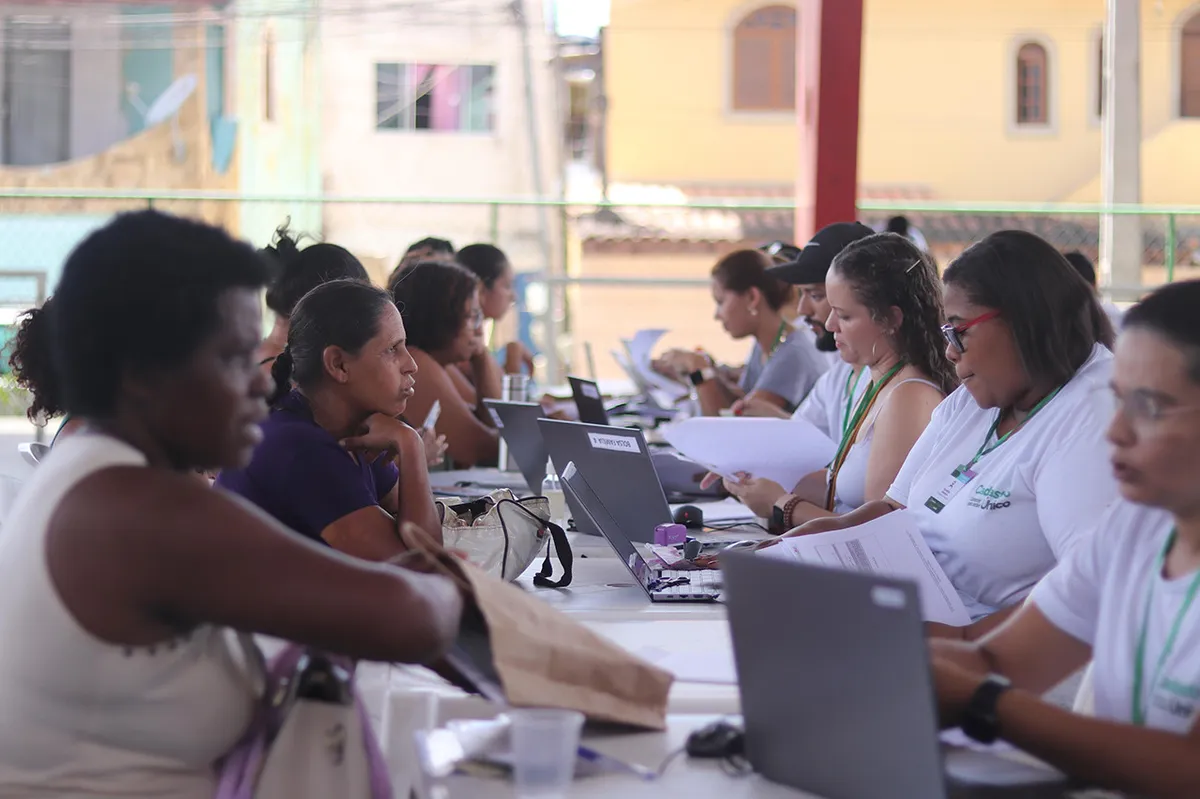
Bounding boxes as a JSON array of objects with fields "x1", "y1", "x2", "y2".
[{"x1": 762, "y1": 511, "x2": 971, "y2": 626}]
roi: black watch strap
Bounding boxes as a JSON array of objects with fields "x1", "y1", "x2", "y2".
[{"x1": 961, "y1": 674, "x2": 1012, "y2": 744}]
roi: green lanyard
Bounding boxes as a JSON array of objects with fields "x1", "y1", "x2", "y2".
[
  {"x1": 964, "y1": 387, "x2": 1062, "y2": 472},
  {"x1": 840, "y1": 367, "x2": 863, "y2": 436},
  {"x1": 1131, "y1": 528, "x2": 1200, "y2": 726},
  {"x1": 830, "y1": 362, "x2": 905, "y2": 470},
  {"x1": 765, "y1": 320, "x2": 790, "y2": 360}
]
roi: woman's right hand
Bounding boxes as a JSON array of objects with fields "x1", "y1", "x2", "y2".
[{"x1": 340, "y1": 413, "x2": 420, "y2": 462}]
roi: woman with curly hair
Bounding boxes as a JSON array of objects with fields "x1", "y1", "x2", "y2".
[
  {"x1": 391, "y1": 260, "x2": 501, "y2": 468},
  {"x1": 7, "y1": 297, "x2": 83, "y2": 443}
]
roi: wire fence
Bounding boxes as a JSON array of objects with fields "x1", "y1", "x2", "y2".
[{"x1": 0, "y1": 189, "x2": 1197, "y2": 386}]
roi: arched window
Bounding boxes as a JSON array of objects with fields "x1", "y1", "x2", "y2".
[
  {"x1": 731, "y1": 5, "x2": 796, "y2": 112},
  {"x1": 1016, "y1": 42, "x2": 1049, "y2": 125},
  {"x1": 1182, "y1": 11, "x2": 1200, "y2": 117}
]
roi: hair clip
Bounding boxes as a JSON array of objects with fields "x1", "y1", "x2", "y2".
[{"x1": 905, "y1": 259, "x2": 921, "y2": 274}]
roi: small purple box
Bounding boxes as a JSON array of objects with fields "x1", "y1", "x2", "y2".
[{"x1": 654, "y1": 523, "x2": 687, "y2": 546}]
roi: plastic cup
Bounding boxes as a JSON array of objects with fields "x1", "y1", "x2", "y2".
[{"x1": 510, "y1": 709, "x2": 585, "y2": 799}]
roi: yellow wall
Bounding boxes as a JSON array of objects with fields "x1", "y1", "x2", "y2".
[
  {"x1": 606, "y1": 0, "x2": 798, "y2": 185},
  {"x1": 606, "y1": 0, "x2": 1200, "y2": 203}
]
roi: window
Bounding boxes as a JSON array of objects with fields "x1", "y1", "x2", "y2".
[
  {"x1": 731, "y1": 5, "x2": 796, "y2": 112},
  {"x1": 3, "y1": 18, "x2": 70, "y2": 165},
  {"x1": 375, "y1": 63, "x2": 495, "y2": 132},
  {"x1": 1016, "y1": 42, "x2": 1049, "y2": 125},
  {"x1": 1182, "y1": 11, "x2": 1200, "y2": 117},
  {"x1": 263, "y1": 27, "x2": 275, "y2": 122}
]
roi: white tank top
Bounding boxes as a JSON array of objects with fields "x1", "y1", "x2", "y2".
[
  {"x1": 0, "y1": 433, "x2": 255, "y2": 798},
  {"x1": 832, "y1": 378, "x2": 943, "y2": 513}
]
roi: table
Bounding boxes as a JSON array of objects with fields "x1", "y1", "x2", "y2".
[{"x1": 428, "y1": 714, "x2": 814, "y2": 798}]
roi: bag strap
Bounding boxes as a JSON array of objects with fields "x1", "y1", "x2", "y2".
[{"x1": 499, "y1": 499, "x2": 574, "y2": 589}]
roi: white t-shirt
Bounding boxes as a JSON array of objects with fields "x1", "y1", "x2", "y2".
[
  {"x1": 1033, "y1": 501, "x2": 1200, "y2": 734},
  {"x1": 886, "y1": 344, "x2": 1117, "y2": 619},
  {"x1": 794, "y1": 361, "x2": 870, "y2": 441}
]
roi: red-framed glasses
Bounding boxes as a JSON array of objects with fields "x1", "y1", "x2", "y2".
[{"x1": 941, "y1": 310, "x2": 1000, "y2": 354}]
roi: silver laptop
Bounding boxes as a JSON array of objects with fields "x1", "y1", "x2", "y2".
[
  {"x1": 482, "y1": 400, "x2": 549, "y2": 493},
  {"x1": 720, "y1": 554, "x2": 1072, "y2": 799},
  {"x1": 561, "y1": 462, "x2": 720, "y2": 603},
  {"x1": 537, "y1": 418, "x2": 672, "y2": 543}
]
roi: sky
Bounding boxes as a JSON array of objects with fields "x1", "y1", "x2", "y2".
[{"x1": 554, "y1": 0, "x2": 609, "y2": 36}]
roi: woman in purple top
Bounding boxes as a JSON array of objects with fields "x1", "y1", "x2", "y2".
[{"x1": 217, "y1": 279, "x2": 442, "y2": 561}]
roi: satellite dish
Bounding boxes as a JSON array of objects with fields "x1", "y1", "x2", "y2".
[{"x1": 144, "y1": 74, "x2": 198, "y2": 127}]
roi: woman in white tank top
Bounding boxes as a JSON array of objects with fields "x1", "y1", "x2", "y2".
[
  {"x1": 724, "y1": 234, "x2": 958, "y2": 530},
  {"x1": 0, "y1": 211, "x2": 463, "y2": 797}
]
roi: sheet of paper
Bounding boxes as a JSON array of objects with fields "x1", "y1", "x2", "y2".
[
  {"x1": 943, "y1": 749, "x2": 1066, "y2": 787},
  {"x1": 632, "y1": 645, "x2": 738, "y2": 684},
  {"x1": 660, "y1": 417, "x2": 837, "y2": 489},
  {"x1": 622, "y1": 329, "x2": 690, "y2": 401},
  {"x1": 761, "y1": 511, "x2": 971, "y2": 626}
]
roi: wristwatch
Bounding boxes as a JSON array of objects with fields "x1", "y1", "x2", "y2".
[
  {"x1": 688, "y1": 366, "x2": 717, "y2": 386},
  {"x1": 960, "y1": 674, "x2": 1013, "y2": 744},
  {"x1": 770, "y1": 495, "x2": 802, "y2": 534}
]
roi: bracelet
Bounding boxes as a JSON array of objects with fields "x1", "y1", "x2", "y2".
[{"x1": 780, "y1": 495, "x2": 803, "y2": 530}]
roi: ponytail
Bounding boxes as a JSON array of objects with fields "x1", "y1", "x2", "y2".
[{"x1": 269, "y1": 347, "x2": 295, "y2": 406}]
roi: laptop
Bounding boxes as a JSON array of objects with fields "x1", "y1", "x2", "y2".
[
  {"x1": 562, "y1": 462, "x2": 721, "y2": 603},
  {"x1": 720, "y1": 554, "x2": 1072, "y2": 799},
  {"x1": 482, "y1": 399, "x2": 549, "y2": 494},
  {"x1": 567, "y1": 375, "x2": 610, "y2": 425},
  {"x1": 537, "y1": 419, "x2": 672, "y2": 543}
]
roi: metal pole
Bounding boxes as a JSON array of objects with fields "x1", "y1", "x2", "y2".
[
  {"x1": 489, "y1": 202, "x2": 500, "y2": 244},
  {"x1": 1166, "y1": 213, "x2": 1177, "y2": 283},
  {"x1": 1099, "y1": 0, "x2": 1142, "y2": 295}
]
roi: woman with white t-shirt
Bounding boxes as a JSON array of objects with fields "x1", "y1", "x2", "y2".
[
  {"x1": 720, "y1": 234, "x2": 957, "y2": 525},
  {"x1": 780, "y1": 230, "x2": 1117, "y2": 638},
  {"x1": 932, "y1": 281, "x2": 1200, "y2": 796}
]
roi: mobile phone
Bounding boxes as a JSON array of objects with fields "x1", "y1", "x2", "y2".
[{"x1": 423, "y1": 400, "x2": 442, "y2": 432}]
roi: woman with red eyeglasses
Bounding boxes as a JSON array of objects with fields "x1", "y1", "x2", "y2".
[{"x1": 778, "y1": 230, "x2": 1117, "y2": 640}]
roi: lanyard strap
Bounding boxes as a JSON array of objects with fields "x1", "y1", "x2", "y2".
[
  {"x1": 825, "y1": 361, "x2": 906, "y2": 511},
  {"x1": 965, "y1": 387, "x2": 1062, "y2": 472},
  {"x1": 1131, "y1": 528, "x2": 1200, "y2": 726},
  {"x1": 766, "y1": 320, "x2": 790, "y2": 359},
  {"x1": 840, "y1": 367, "x2": 862, "y2": 436}
]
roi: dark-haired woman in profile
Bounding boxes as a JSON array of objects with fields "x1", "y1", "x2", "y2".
[
  {"x1": 257, "y1": 225, "x2": 370, "y2": 370},
  {"x1": 0, "y1": 211, "x2": 460, "y2": 796},
  {"x1": 218, "y1": 279, "x2": 441, "y2": 560},
  {"x1": 455, "y1": 243, "x2": 534, "y2": 377},
  {"x1": 657, "y1": 249, "x2": 829, "y2": 416},
  {"x1": 780, "y1": 230, "x2": 1118, "y2": 640},
  {"x1": 391, "y1": 260, "x2": 501, "y2": 468},
  {"x1": 7, "y1": 297, "x2": 84, "y2": 443},
  {"x1": 932, "y1": 281, "x2": 1200, "y2": 797},
  {"x1": 719, "y1": 234, "x2": 956, "y2": 525}
]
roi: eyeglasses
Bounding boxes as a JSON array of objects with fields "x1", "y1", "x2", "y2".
[
  {"x1": 468, "y1": 309, "x2": 485, "y2": 328},
  {"x1": 1110, "y1": 386, "x2": 1200, "y2": 425},
  {"x1": 940, "y1": 310, "x2": 1000, "y2": 354}
]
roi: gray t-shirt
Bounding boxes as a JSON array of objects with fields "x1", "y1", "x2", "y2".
[{"x1": 739, "y1": 326, "x2": 830, "y2": 412}]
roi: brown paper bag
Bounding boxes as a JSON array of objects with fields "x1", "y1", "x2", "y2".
[{"x1": 396, "y1": 524, "x2": 675, "y2": 731}]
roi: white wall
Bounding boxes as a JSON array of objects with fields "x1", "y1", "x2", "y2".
[
  {"x1": 0, "y1": 3, "x2": 125, "y2": 164},
  {"x1": 318, "y1": 0, "x2": 563, "y2": 275}
]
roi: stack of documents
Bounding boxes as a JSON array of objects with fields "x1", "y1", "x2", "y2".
[{"x1": 660, "y1": 416, "x2": 836, "y2": 488}]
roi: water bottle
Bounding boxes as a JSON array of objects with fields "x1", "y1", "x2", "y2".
[
  {"x1": 497, "y1": 374, "x2": 531, "y2": 471},
  {"x1": 540, "y1": 460, "x2": 567, "y2": 526}
]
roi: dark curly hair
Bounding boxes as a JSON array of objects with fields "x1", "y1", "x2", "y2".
[
  {"x1": 944, "y1": 230, "x2": 1114, "y2": 389},
  {"x1": 711, "y1": 250, "x2": 792, "y2": 311},
  {"x1": 50, "y1": 210, "x2": 271, "y2": 418},
  {"x1": 269, "y1": 280, "x2": 396, "y2": 405},
  {"x1": 830, "y1": 233, "x2": 959, "y2": 395},
  {"x1": 263, "y1": 223, "x2": 369, "y2": 318},
  {"x1": 7, "y1": 298, "x2": 63, "y2": 423},
  {"x1": 390, "y1": 260, "x2": 480, "y2": 354}
]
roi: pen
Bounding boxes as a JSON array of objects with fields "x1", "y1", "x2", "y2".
[{"x1": 577, "y1": 746, "x2": 658, "y2": 781}]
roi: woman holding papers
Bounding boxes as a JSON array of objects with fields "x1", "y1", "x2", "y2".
[
  {"x1": 655, "y1": 249, "x2": 829, "y2": 415},
  {"x1": 720, "y1": 234, "x2": 955, "y2": 523},
  {"x1": 218, "y1": 279, "x2": 442, "y2": 560},
  {"x1": 931, "y1": 282, "x2": 1200, "y2": 797},
  {"x1": 781, "y1": 231, "x2": 1116, "y2": 638}
]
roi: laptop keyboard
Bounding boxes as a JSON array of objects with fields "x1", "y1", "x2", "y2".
[{"x1": 654, "y1": 569, "x2": 722, "y2": 595}]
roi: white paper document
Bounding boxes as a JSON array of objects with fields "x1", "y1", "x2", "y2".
[
  {"x1": 660, "y1": 417, "x2": 837, "y2": 489},
  {"x1": 761, "y1": 511, "x2": 971, "y2": 626},
  {"x1": 621, "y1": 329, "x2": 690, "y2": 401}
]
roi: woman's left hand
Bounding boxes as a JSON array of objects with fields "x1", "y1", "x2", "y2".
[
  {"x1": 722, "y1": 473, "x2": 787, "y2": 518},
  {"x1": 421, "y1": 427, "x2": 448, "y2": 468}
]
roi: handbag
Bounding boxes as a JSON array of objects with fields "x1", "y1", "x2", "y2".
[
  {"x1": 437, "y1": 489, "x2": 572, "y2": 587},
  {"x1": 215, "y1": 640, "x2": 392, "y2": 799}
]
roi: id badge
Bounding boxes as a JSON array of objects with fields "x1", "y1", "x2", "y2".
[{"x1": 924, "y1": 464, "x2": 977, "y2": 514}]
